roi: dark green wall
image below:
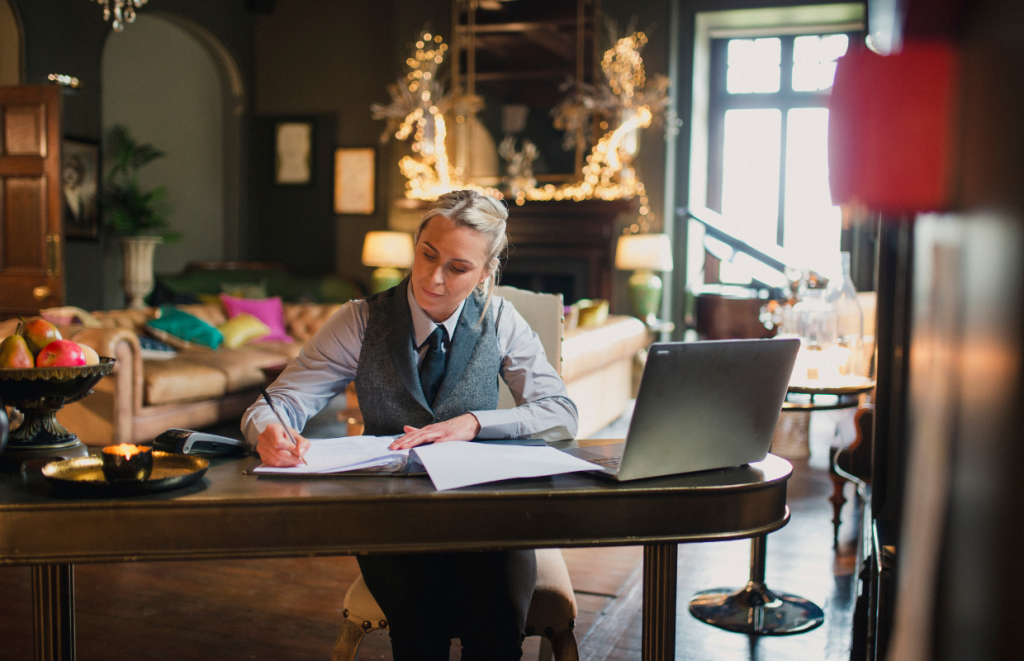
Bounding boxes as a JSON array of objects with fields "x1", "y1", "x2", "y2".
[
  {"x1": 251, "y1": 0, "x2": 441, "y2": 289},
  {"x1": 8, "y1": 0, "x2": 256, "y2": 311}
]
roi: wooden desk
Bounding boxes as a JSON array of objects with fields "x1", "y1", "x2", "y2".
[{"x1": 0, "y1": 447, "x2": 792, "y2": 661}]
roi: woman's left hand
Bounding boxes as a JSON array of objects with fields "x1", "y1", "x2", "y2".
[{"x1": 390, "y1": 413, "x2": 482, "y2": 450}]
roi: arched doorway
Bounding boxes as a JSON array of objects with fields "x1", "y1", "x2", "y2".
[
  {"x1": 101, "y1": 13, "x2": 245, "y2": 308},
  {"x1": 0, "y1": 0, "x2": 22, "y2": 85}
]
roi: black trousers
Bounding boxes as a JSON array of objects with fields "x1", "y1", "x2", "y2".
[{"x1": 357, "y1": 550, "x2": 537, "y2": 661}]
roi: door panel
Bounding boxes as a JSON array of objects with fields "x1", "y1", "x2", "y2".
[
  {"x1": 5, "y1": 177, "x2": 45, "y2": 268},
  {"x1": 3, "y1": 102, "x2": 46, "y2": 156},
  {"x1": 0, "y1": 85, "x2": 62, "y2": 319}
]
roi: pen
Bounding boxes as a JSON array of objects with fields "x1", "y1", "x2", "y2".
[{"x1": 259, "y1": 386, "x2": 308, "y2": 466}]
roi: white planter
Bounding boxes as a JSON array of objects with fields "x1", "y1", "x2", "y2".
[{"x1": 119, "y1": 236, "x2": 163, "y2": 309}]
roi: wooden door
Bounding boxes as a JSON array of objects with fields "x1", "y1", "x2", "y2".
[{"x1": 0, "y1": 85, "x2": 63, "y2": 320}]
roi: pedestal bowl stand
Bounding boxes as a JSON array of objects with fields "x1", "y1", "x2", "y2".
[{"x1": 0, "y1": 358, "x2": 115, "y2": 470}]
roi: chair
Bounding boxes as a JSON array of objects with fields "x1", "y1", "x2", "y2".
[
  {"x1": 332, "y1": 287, "x2": 579, "y2": 660},
  {"x1": 331, "y1": 548, "x2": 580, "y2": 661},
  {"x1": 829, "y1": 404, "x2": 874, "y2": 545}
]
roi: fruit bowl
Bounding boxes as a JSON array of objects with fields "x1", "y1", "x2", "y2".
[{"x1": 0, "y1": 358, "x2": 116, "y2": 450}]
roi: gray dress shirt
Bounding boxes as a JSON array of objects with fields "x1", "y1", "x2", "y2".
[{"x1": 241, "y1": 286, "x2": 579, "y2": 446}]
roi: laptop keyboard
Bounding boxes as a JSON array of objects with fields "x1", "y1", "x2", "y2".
[{"x1": 587, "y1": 455, "x2": 622, "y2": 469}]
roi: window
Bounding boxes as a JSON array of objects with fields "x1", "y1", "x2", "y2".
[{"x1": 706, "y1": 32, "x2": 851, "y2": 278}]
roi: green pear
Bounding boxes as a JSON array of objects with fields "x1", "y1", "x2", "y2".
[{"x1": 0, "y1": 335, "x2": 34, "y2": 369}]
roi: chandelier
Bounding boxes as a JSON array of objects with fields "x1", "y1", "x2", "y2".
[{"x1": 93, "y1": 0, "x2": 147, "y2": 32}]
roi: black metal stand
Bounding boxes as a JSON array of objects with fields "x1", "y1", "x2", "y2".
[{"x1": 688, "y1": 535, "x2": 824, "y2": 635}]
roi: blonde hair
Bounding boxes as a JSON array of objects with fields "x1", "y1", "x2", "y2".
[{"x1": 416, "y1": 190, "x2": 509, "y2": 321}]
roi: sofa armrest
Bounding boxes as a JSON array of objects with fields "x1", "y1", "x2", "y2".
[
  {"x1": 283, "y1": 303, "x2": 344, "y2": 343},
  {"x1": 561, "y1": 316, "x2": 648, "y2": 384},
  {"x1": 66, "y1": 327, "x2": 145, "y2": 418}
]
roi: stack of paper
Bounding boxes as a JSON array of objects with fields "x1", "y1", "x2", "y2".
[
  {"x1": 254, "y1": 436, "x2": 406, "y2": 474},
  {"x1": 411, "y1": 441, "x2": 596, "y2": 490},
  {"x1": 253, "y1": 436, "x2": 598, "y2": 490}
]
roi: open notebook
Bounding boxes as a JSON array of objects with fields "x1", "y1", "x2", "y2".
[{"x1": 250, "y1": 436, "x2": 597, "y2": 490}]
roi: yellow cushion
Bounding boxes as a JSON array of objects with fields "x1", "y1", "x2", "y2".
[
  {"x1": 217, "y1": 313, "x2": 271, "y2": 349},
  {"x1": 196, "y1": 293, "x2": 224, "y2": 308}
]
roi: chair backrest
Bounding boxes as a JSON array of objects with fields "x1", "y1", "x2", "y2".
[{"x1": 493, "y1": 285, "x2": 563, "y2": 410}]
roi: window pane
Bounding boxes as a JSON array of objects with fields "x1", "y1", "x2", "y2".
[
  {"x1": 792, "y1": 34, "x2": 849, "y2": 92},
  {"x1": 721, "y1": 109, "x2": 781, "y2": 247},
  {"x1": 727, "y1": 38, "x2": 781, "y2": 94},
  {"x1": 784, "y1": 108, "x2": 841, "y2": 273}
]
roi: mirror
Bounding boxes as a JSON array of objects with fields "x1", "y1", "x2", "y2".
[{"x1": 450, "y1": 0, "x2": 598, "y2": 187}]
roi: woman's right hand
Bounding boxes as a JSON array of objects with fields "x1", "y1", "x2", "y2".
[{"x1": 256, "y1": 423, "x2": 310, "y2": 467}]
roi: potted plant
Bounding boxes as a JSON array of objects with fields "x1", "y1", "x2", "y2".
[{"x1": 102, "y1": 125, "x2": 179, "y2": 308}]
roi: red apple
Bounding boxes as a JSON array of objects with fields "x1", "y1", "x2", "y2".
[{"x1": 35, "y1": 340, "x2": 86, "y2": 368}]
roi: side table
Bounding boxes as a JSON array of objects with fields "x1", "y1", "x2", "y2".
[{"x1": 689, "y1": 381, "x2": 873, "y2": 635}]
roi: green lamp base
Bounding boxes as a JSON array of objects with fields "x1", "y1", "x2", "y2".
[
  {"x1": 371, "y1": 267, "x2": 404, "y2": 294},
  {"x1": 628, "y1": 269, "x2": 663, "y2": 326}
]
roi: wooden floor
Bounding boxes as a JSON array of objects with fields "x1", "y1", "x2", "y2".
[{"x1": 0, "y1": 409, "x2": 861, "y2": 661}]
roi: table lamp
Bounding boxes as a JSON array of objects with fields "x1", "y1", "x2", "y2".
[
  {"x1": 362, "y1": 231, "x2": 414, "y2": 293},
  {"x1": 615, "y1": 233, "x2": 674, "y2": 325}
]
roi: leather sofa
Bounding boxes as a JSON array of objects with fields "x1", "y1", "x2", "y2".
[{"x1": 1, "y1": 305, "x2": 647, "y2": 446}]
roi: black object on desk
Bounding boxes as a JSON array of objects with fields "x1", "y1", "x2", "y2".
[{"x1": 153, "y1": 429, "x2": 249, "y2": 457}]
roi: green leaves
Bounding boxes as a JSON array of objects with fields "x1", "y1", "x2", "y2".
[{"x1": 101, "y1": 125, "x2": 179, "y2": 241}]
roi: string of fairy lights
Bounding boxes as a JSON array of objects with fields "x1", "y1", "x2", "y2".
[{"x1": 373, "y1": 29, "x2": 667, "y2": 234}]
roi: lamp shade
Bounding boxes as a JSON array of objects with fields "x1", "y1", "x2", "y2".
[
  {"x1": 615, "y1": 234, "x2": 674, "y2": 271},
  {"x1": 828, "y1": 41, "x2": 961, "y2": 214},
  {"x1": 362, "y1": 231, "x2": 414, "y2": 268}
]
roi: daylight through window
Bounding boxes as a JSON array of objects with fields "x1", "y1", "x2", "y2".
[{"x1": 707, "y1": 32, "x2": 851, "y2": 278}]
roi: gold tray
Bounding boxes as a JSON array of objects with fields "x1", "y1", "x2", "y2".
[{"x1": 41, "y1": 451, "x2": 209, "y2": 497}]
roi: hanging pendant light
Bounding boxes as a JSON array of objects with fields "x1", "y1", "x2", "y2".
[{"x1": 92, "y1": 0, "x2": 148, "y2": 33}]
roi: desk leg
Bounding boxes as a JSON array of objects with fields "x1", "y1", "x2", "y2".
[
  {"x1": 642, "y1": 543, "x2": 677, "y2": 661},
  {"x1": 31, "y1": 564, "x2": 75, "y2": 661}
]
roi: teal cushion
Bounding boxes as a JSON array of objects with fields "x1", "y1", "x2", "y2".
[{"x1": 147, "y1": 306, "x2": 223, "y2": 350}]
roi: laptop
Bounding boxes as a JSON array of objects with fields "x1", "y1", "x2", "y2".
[{"x1": 564, "y1": 338, "x2": 799, "y2": 481}]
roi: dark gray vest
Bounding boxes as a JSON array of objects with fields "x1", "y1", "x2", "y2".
[{"x1": 354, "y1": 279, "x2": 501, "y2": 436}]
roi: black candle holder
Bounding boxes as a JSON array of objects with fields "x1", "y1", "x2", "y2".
[{"x1": 101, "y1": 444, "x2": 154, "y2": 482}]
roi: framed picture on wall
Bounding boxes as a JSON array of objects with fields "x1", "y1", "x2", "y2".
[
  {"x1": 62, "y1": 138, "x2": 100, "y2": 239},
  {"x1": 274, "y1": 121, "x2": 313, "y2": 185},
  {"x1": 334, "y1": 147, "x2": 375, "y2": 214}
]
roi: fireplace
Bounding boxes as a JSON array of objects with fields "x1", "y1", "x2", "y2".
[
  {"x1": 394, "y1": 198, "x2": 636, "y2": 307},
  {"x1": 500, "y1": 199, "x2": 636, "y2": 306}
]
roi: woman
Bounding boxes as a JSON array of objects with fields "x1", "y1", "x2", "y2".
[{"x1": 242, "y1": 189, "x2": 578, "y2": 660}]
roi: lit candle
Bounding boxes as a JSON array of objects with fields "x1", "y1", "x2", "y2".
[{"x1": 101, "y1": 443, "x2": 153, "y2": 482}]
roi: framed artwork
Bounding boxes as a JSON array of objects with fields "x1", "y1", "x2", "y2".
[
  {"x1": 62, "y1": 138, "x2": 100, "y2": 239},
  {"x1": 334, "y1": 147, "x2": 375, "y2": 214},
  {"x1": 274, "y1": 121, "x2": 313, "y2": 185}
]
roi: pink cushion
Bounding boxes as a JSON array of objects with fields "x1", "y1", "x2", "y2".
[{"x1": 219, "y1": 294, "x2": 292, "y2": 343}]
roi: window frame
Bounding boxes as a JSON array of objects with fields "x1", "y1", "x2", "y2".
[
  {"x1": 705, "y1": 31, "x2": 853, "y2": 248},
  {"x1": 684, "y1": 4, "x2": 866, "y2": 292}
]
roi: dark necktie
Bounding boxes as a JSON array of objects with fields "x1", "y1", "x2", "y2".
[{"x1": 419, "y1": 325, "x2": 448, "y2": 407}]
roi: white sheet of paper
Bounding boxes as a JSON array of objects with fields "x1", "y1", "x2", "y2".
[
  {"x1": 254, "y1": 435, "x2": 405, "y2": 474},
  {"x1": 412, "y1": 442, "x2": 598, "y2": 491}
]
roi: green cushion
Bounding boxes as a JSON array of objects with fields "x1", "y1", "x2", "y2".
[{"x1": 147, "y1": 306, "x2": 224, "y2": 350}]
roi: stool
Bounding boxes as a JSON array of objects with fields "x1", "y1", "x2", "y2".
[
  {"x1": 689, "y1": 535, "x2": 824, "y2": 635},
  {"x1": 331, "y1": 548, "x2": 580, "y2": 661}
]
